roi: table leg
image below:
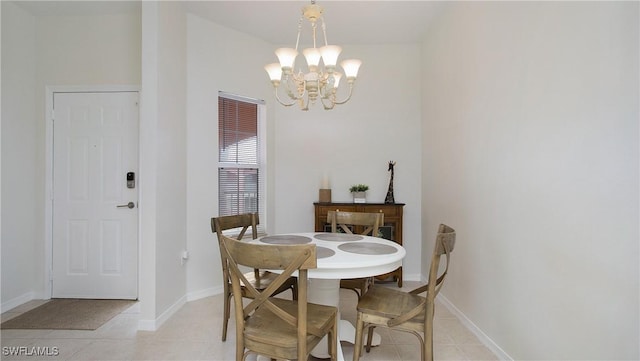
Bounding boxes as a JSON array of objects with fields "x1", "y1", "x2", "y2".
[{"x1": 307, "y1": 278, "x2": 381, "y2": 360}]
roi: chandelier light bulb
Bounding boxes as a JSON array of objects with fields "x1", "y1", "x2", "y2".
[
  {"x1": 264, "y1": 63, "x2": 283, "y2": 83},
  {"x1": 275, "y1": 48, "x2": 298, "y2": 72},
  {"x1": 303, "y1": 48, "x2": 322, "y2": 69},
  {"x1": 320, "y1": 45, "x2": 342, "y2": 69},
  {"x1": 341, "y1": 59, "x2": 362, "y2": 80},
  {"x1": 332, "y1": 72, "x2": 342, "y2": 88}
]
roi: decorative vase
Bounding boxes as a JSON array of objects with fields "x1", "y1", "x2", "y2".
[{"x1": 352, "y1": 191, "x2": 366, "y2": 203}]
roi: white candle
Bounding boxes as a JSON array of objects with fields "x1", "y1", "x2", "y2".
[{"x1": 321, "y1": 174, "x2": 330, "y2": 189}]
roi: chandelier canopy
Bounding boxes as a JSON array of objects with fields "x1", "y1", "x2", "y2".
[{"x1": 264, "y1": 1, "x2": 362, "y2": 111}]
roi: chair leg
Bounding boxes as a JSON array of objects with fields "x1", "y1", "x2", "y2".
[
  {"x1": 237, "y1": 344, "x2": 245, "y2": 361},
  {"x1": 365, "y1": 326, "x2": 376, "y2": 353},
  {"x1": 291, "y1": 283, "x2": 298, "y2": 300},
  {"x1": 222, "y1": 291, "x2": 232, "y2": 341},
  {"x1": 353, "y1": 313, "x2": 365, "y2": 361},
  {"x1": 330, "y1": 314, "x2": 338, "y2": 361},
  {"x1": 425, "y1": 328, "x2": 433, "y2": 361},
  {"x1": 426, "y1": 306, "x2": 434, "y2": 361}
]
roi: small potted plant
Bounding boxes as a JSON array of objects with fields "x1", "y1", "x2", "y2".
[{"x1": 349, "y1": 184, "x2": 369, "y2": 203}]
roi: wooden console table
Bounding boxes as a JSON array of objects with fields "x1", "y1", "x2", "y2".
[{"x1": 313, "y1": 202, "x2": 405, "y2": 287}]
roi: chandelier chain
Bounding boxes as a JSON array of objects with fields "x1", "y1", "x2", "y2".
[
  {"x1": 295, "y1": 16, "x2": 303, "y2": 51},
  {"x1": 311, "y1": 22, "x2": 317, "y2": 48},
  {"x1": 321, "y1": 18, "x2": 329, "y2": 46}
]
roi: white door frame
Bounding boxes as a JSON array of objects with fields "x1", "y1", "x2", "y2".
[{"x1": 45, "y1": 85, "x2": 141, "y2": 299}]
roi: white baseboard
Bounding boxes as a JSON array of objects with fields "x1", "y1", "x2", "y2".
[
  {"x1": 137, "y1": 286, "x2": 224, "y2": 331},
  {"x1": 437, "y1": 294, "x2": 513, "y2": 361},
  {"x1": 1, "y1": 292, "x2": 36, "y2": 313},
  {"x1": 137, "y1": 295, "x2": 187, "y2": 331},
  {"x1": 186, "y1": 285, "x2": 223, "y2": 302}
]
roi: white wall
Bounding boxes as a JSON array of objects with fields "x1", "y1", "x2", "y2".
[
  {"x1": 138, "y1": 0, "x2": 159, "y2": 327},
  {"x1": 1, "y1": 2, "x2": 38, "y2": 308},
  {"x1": 35, "y1": 12, "x2": 141, "y2": 86},
  {"x1": 185, "y1": 14, "x2": 276, "y2": 298},
  {"x1": 422, "y1": 2, "x2": 639, "y2": 359},
  {"x1": 272, "y1": 44, "x2": 423, "y2": 279},
  {"x1": 138, "y1": 1, "x2": 192, "y2": 328},
  {"x1": 150, "y1": 1, "x2": 189, "y2": 322},
  {"x1": 1, "y1": 3, "x2": 142, "y2": 308}
]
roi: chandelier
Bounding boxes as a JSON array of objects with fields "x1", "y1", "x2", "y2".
[{"x1": 264, "y1": 1, "x2": 362, "y2": 111}]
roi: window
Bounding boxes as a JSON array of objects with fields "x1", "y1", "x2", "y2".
[{"x1": 218, "y1": 92, "x2": 265, "y2": 228}]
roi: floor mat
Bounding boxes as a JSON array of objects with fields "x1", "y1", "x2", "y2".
[{"x1": 1, "y1": 298, "x2": 136, "y2": 330}]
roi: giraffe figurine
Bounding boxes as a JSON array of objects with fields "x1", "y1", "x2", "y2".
[{"x1": 385, "y1": 161, "x2": 396, "y2": 204}]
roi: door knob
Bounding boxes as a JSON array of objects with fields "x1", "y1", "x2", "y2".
[{"x1": 117, "y1": 202, "x2": 135, "y2": 209}]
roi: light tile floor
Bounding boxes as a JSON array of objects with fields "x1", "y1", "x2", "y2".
[{"x1": 1, "y1": 282, "x2": 498, "y2": 361}]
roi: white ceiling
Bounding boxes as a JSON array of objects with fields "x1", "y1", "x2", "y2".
[
  {"x1": 13, "y1": 1, "x2": 142, "y2": 16},
  {"x1": 13, "y1": 1, "x2": 447, "y2": 45},
  {"x1": 186, "y1": 1, "x2": 447, "y2": 45}
]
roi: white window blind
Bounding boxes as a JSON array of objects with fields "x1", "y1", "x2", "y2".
[{"x1": 218, "y1": 93, "x2": 265, "y2": 231}]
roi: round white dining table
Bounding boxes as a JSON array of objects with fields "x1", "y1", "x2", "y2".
[{"x1": 251, "y1": 232, "x2": 406, "y2": 361}]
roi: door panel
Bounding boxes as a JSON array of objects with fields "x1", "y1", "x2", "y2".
[{"x1": 52, "y1": 92, "x2": 139, "y2": 299}]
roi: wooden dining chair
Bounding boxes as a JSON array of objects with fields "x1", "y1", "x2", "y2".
[
  {"x1": 219, "y1": 234, "x2": 338, "y2": 361},
  {"x1": 353, "y1": 224, "x2": 456, "y2": 361},
  {"x1": 211, "y1": 213, "x2": 297, "y2": 342},
  {"x1": 327, "y1": 210, "x2": 384, "y2": 299}
]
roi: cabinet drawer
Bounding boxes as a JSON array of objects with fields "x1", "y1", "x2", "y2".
[
  {"x1": 360, "y1": 205, "x2": 398, "y2": 216},
  {"x1": 316, "y1": 205, "x2": 357, "y2": 216}
]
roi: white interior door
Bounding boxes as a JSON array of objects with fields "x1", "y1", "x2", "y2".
[{"x1": 52, "y1": 91, "x2": 139, "y2": 299}]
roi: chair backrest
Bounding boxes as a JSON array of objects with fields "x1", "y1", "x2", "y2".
[
  {"x1": 412, "y1": 223, "x2": 456, "y2": 351},
  {"x1": 427, "y1": 223, "x2": 456, "y2": 301},
  {"x1": 211, "y1": 213, "x2": 261, "y2": 284},
  {"x1": 382, "y1": 223, "x2": 455, "y2": 357},
  {"x1": 389, "y1": 223, "x2": 455, "y2": 322},
  {"x1": 219, "y1": 234, "x2": 317, "y2": 360},
  {"x1": 426, "y1": 224, "x2": 456, "y2": 310},
  {"x1": 211, "y1": 213, "x2": 259, "y2": 240},
  {"x1": 327, "y1": 210, "x2": 384, "y2": 236}
]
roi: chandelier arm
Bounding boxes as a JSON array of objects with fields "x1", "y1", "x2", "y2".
[
  {"x1": 300, "y1": 98, "x2": 310, "y2": 111},
  {"x1": 316, "y1": 73, "x2": 329, "y2": 98},
  {"x1": 283, "y1": 73, "x2": 307, "y2": 101},
  {"x1": 274, "y1": 86, "x2": 298, "y2": 107},
  {"x1": 333, "y1": 83, "x2": 355, "y2": 105},
  {"x1": 320, "y1": 96, "x2": 336, "y2": 110}
]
